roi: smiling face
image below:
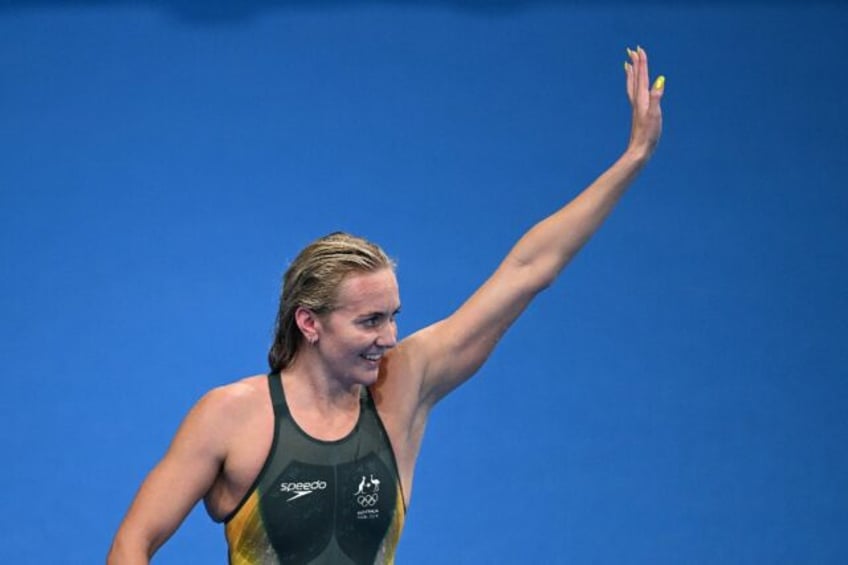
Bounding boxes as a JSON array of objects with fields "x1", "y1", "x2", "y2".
[
  {"x1": 269, "y1": 232, "x2": 395, "y2": 374},
  {"x1": 313, "y1": 268, "x2": 401, "y2": 387}
]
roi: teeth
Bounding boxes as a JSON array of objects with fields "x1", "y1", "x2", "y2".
[{"x1": 363, "y1": 354, "x2": 381, "y2": 361}]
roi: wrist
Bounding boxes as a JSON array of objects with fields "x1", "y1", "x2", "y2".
[{"x1": 621, "y1": 145, "x2": 652, "y2": 168}]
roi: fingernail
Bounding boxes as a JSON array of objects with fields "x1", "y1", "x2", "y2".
[
  {"x1": 624, "y1": 62, "x2": 630, "y2": 72},
  {"x1": 626, "y1": 47, "x2": 634, "y2": 57},
  {"x1": 653, "y1": 75, "x2": 666, "y2": 90}
]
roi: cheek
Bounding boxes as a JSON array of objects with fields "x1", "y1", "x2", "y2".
[{"x1": 334, "y1": 329, "x2": 371, "y2": 354}]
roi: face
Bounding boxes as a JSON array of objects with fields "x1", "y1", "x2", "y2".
[{"x1": 314, "y1": 268, "x2": 401, "y2": 387}]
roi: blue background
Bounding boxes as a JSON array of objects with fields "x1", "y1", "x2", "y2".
[{"x1": 2, "y1": 1, "x2": 846, "y2": 563}]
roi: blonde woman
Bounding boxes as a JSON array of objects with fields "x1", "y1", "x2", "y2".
[{"x1": 109, "y1": 47, "x2": 664, "y2": 565}]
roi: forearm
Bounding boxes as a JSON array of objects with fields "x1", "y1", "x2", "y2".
[
  {"x1": 413, "y1": 48, "x2": 663, "y2": 399},
  {"x1": 506, "y1": 147, "x2": 650, "y2": 290}
]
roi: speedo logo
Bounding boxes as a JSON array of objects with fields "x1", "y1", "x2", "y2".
[{"x1": 280, "y1": 480, "x2": 328, "y2": 502}]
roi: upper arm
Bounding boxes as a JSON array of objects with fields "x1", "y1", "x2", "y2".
[
  {"x1": 109, "y1": 389, "x2": 233, "y2": 559},
  {"x1": 407, "y1": 256, "x2": 544, "y2": 407}
]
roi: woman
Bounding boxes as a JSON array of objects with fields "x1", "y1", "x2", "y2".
[{"x1": 108, "y1": 46, "x2": 664, "y2": 564}]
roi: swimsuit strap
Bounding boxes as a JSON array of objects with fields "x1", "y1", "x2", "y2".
[{"x1": 267, "y1": 372, "x2": 287, "y2": 418}]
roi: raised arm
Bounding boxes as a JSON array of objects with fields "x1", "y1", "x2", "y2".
[
  {"x1": 107, "y1": 390, "x2": 232, "y2": 564},
  {"x1": 402, "y1": 47, "x2": 665, "y2": 407}
]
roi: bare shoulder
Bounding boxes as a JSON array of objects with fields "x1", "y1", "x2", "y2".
[
  {"x1": 190, "y1": 374, "x2": 269, "y2": 428},
  {"x1": 207, "y1": 374, "x2": 268, "y2": 407}
]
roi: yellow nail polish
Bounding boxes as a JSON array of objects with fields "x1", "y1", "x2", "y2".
[
  {"x1": 626, "y1": 47, "x2": 634, "y2": 57},
  {"x1": 624, "y1": 62, "x2": 630, "y2": 71},
  {"x1": 653, "y1": 75, "x2": 666, "y2": 90}
]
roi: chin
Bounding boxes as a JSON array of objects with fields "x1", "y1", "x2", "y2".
[
  {"x1": 359, "y1": 372, "x2": 380, "y2": 387},
  {"x1": 354, "y1": 366, "x2": 381, "y2": 387}
]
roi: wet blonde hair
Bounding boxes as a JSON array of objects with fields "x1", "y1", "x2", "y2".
[{"x1": 268, "y1": 232, "x2": 394, "y2": 372}]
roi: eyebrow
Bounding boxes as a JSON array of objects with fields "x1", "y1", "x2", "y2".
[{"x1": 359, "y1": 306, "x2": 402, "y2": 318}]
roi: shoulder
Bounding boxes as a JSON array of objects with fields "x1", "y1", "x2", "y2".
[
  {"x1": 206, "y1": 374, "x2": 268, "y2": 406},
  {"x1": 182, "y1": 374, "x2": 270, "y2": 436}
]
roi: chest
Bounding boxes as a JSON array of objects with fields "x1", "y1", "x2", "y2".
[
  {"x1": 260, "y1": 450, "x2": 400, "y2": 548},
  {"x1": 226, "y1": 410, "x2": 404, "y2": 563}
]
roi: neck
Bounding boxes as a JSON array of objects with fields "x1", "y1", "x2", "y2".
[
  {"x1": 283, "y1": 350, "x2": 361, "y2": 414},
  {"x1": 280, "y1": 352, "x2": 363, "y2": 442}
]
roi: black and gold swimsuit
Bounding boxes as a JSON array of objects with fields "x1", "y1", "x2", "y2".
[{"x1": 224, "y1": 373, "x2": 406, "y2": 564}]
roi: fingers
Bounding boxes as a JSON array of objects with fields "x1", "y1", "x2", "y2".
[
  {"x1": 625, "y1": 46, "x2": 665, "y2": 102},
  {"x1": 624, "y1": 61, "x2": 635, "y2": 103},
  {"x1": 625, "y1": 47, "x2": 638, "y2": 98},
  {"x1": 623, "y1": 46, "x2": 664, "y2": 154},
  {"x1": 651, "y1": 75, "x2": 666, "y2": 101},
  {"x1": 625, "y1": 47, "x2": 646, "y2": 105},
  {"x1": 637, "y1": 46, "x2": 649, "y2": 94}
]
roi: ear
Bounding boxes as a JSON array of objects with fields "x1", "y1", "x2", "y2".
[{"x1": 295, "y1": 306, "x2": 321, "y2": 344}]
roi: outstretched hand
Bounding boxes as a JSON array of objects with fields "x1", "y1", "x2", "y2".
[{"x1": 624, "y1": 46, "x2": 664, "y2": 160}]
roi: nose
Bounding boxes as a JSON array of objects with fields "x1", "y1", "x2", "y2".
[{"x1": 376, "y1": 320, "x2": 397, "y2": 349}]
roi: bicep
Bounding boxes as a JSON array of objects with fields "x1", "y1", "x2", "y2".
[
  {"x1": 112, "y1": 394, "x2": 228, "y2": 557},
  {"x1": 373, "y1": 260, "x2": 542, "y2": 461},
  {"x1": 413, "y1": 259, "x2": 540, "y2": 405}
]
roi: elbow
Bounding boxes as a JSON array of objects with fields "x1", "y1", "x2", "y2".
[
  {"x1": 106, "y1": 545, "x2": 125, "y2": 565},
  {"x1": 505, "y1": 252, "x2": 566, "y2": 295},
  {"x1": 520, "y1": 263, "x2": 559, "y2": 295},
  {"x1": 533, "y1": 269, "x2": 557, "y2": 292},
  {"x1": 106, "y1": 537, "x2": 131, "y2": 565},
  {"x1": 106, "y1": 533, "x2": 123, "y2": 564},
  {"x1": 106, "y1": 538, "x2": 124, "y2": 565},
  {"x1": 107, "y1": 530, "x2": 154, "y2": 564}
]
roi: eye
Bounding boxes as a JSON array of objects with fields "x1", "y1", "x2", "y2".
[{"x1": 360, "y1": 316, "x2": 381, "y2": 328}]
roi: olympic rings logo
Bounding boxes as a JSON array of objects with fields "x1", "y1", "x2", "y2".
[{"x1": 356, "y1": 493, "x2": 379, "y2": 507}]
